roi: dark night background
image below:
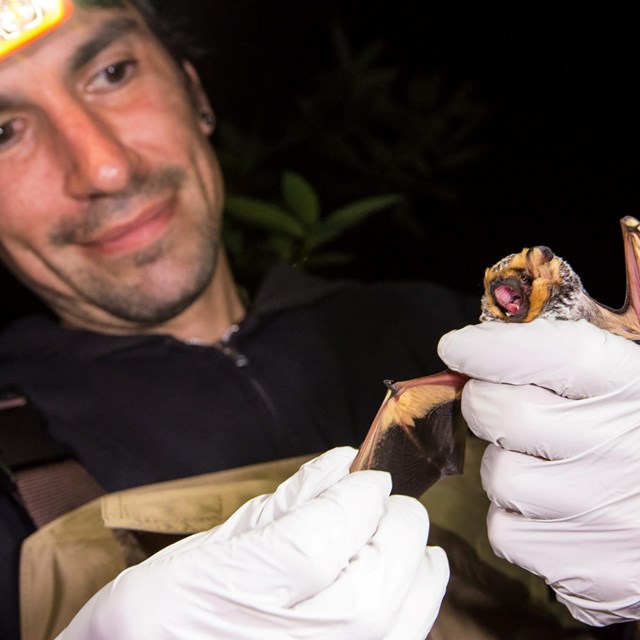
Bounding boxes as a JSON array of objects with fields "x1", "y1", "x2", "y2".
[{"x1": 2, "y1": 1, "x2": 640, "y2": 325}]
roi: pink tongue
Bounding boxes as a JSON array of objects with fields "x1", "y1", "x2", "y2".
[{"x1": 494, "y1": 285, "x2": 521, "y2": 314}]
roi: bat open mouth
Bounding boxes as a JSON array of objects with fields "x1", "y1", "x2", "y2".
[{"x1": 493, "y1": 283, "x2": 523, "y2": 315}]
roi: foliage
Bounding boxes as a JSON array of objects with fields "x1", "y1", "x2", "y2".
[
  {"x1": 216, "y1": 22, "x2": 490, "y2": 290},
  {"x1": 285, "y1": 26, "x2": 489, "y2": 206},
  {"x1": 223, "y1": 171, "x2": 403, "y2": 289}
]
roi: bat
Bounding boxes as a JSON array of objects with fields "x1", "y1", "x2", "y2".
[
  {"x1": 480, "y1": 216, "x2": 640, "y2": 340},
  {"x1": 351, "y1": 216, "x2": 640, "y2": 497}
]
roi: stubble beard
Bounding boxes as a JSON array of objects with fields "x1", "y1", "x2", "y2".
[
  {"x1": 48, "y1": 166, "x2": 222, "y2": 327},
  {"x1": 78, "y1": 225, "x2": 220, "y2": 325}
]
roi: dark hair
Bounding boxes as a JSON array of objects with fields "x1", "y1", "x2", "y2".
[
  {"x1": 76, "y1": 1, "x2": 204, "y2": 63},
  {"x1": 126, "y1": 0, "x2": 211, "y2": 108},
  {"x1": 127, "y1": 0, "x2": 207, "y2": 65}
]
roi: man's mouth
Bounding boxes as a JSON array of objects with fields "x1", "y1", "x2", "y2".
[{"x1": 77, "y1": 198, "x2": 176, "y2": 256}]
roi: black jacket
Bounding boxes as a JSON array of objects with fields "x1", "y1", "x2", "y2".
[{"x1": 0, "y1": 266, "x2": 479, "y2": 639}]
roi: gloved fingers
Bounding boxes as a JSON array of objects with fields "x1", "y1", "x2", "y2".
[
  {"x1": 252, "y1": 445, "x2": 357, "y2": 522},
  {"x1": 196, "y1": 469, "x2": 394, "y2": 609},
  {"x1": 212, "y1": 446, "x2": 357, "y2": 541},
  {"x1": 487, "y1": 502, "x2": 640, "y2": 601},
  {"x1": 462, "y1": 378, "x2": 640, "y2": 458},
  {"x1": 480, "y1": 441, "x2": 640, "y2": 519},
  {"x1": 383, "y1": 546, "x2": 449, "y2": 640},
  {"x1": 555, "y1": 586, "x2": 640, "y2": 627},
  {"x1": 147, "y1": 447, "x2": 359, "y2": 560},
  {"x1": 488, "y1": 501, "x2": 640, "y2": 628},
  {"x1": 66, "y1": 470, "x2": 394, "y2": 639},
  {"x1": 290, "y1": 496, "x2": 448, "y2": 640},
  {"x1": 438, "y1": 319, "x2": 640, "y2": 399},
  {"x1": 486, "y1": 502, "x2": 585, "y2": 579}
]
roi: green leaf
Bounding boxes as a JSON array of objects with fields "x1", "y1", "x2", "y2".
[
  {"x1": 225, "y1": 195, "x2": 306, "y2": 238},
  {"x1": 307, "y1": 194, "x2": 402, "y2": 250},
  {"x1": 281, "y1": 171, "x2": 321, "y2": 227},
  {"x1": 267, "y1": 235, "x2": 295, "y2": 263}
]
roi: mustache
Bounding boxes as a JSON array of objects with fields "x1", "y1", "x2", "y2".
[{"x1": 51, "y1": 167, "x2": 185, "y2": 246}]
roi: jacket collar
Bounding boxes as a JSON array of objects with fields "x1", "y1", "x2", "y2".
[{"x1": 0, "y1": 264, "x2": 350, "y2": 360}]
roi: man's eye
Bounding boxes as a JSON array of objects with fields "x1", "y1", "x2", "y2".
[
  {"x1": 0, "y1": 119, "x2": 23, "y2": 150},
  {"x1": 88, "y1": 60, "x2": 137, "y2": 92},
  {"x1": 104, "y1": 61, "x2": 130, "y2": 83}
]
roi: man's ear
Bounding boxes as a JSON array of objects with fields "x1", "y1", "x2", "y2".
[{"x1": 182, "y1": 61, "x2": 215, "y2": 135}]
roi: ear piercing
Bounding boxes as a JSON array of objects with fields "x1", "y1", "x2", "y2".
[{"x1": 201, "y1": 112, "x2": 215, "y2": 130}]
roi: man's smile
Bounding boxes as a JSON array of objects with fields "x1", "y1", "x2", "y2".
[{"x1": 76, "y1": 196, "x2": 176, "y2": 256}]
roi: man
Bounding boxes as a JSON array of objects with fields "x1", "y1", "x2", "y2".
[
  {"x1": 0, "y1": 1, "x2": 472, "y2": 637},
  {"x1": 2, "y1": 1, "x2": 637, "y2": 639}
]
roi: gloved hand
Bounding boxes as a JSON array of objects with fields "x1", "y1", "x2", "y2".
[
  {"x1": 438, "y1": 318, "x2": 640, "y2": 626},
  {"x1": 58, "y1": 446, "x2": 449, "y2": 639}
]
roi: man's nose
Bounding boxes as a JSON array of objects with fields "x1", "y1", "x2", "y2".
[{"x1": 51, "y1": 99, "x2": 139, "y2": 198}]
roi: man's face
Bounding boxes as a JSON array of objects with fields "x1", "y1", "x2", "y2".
[{"x1": 0, "y1": 1, "x2": 224, "y2": 331}]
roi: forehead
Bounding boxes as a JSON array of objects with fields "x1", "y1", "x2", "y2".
[
  {"x1": 0, "y1": 0, "x2": 133, "y2": 57},
  {"x1": 0, "y1": 0, "x2": 150, "y2": 70}
]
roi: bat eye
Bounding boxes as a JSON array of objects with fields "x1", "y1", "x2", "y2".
[{"x1": 520, "y1": 273, "x2": 532, "y2": 285}]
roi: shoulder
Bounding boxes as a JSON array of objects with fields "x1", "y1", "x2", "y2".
[{"x1": 253, "y1": 264, "x2": 479, "y2": 326}]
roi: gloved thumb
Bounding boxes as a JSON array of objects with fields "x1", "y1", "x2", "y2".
[{"x1": 438, "y1": 319, "x2": 640, "y2": 399}]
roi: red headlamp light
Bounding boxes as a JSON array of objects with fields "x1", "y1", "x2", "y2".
[{"x1": 1, "y1": 0, "x2": 74, "y2": 61}]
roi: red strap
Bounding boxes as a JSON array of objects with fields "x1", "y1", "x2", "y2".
[{"x1": 14, "y1": 459, "x2": 105, "y2": 528}]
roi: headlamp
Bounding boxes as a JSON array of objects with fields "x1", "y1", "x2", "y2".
[{"x1": 1, "y1": 0, "x2": 73, "y2": 61}]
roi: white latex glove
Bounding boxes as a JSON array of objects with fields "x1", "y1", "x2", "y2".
[
  {"x1": 58, "y1": 446, "x2": 448, "y2": 640},
  {"x1": 438, "y1": 319, "x2": 640, "y2": 627}
]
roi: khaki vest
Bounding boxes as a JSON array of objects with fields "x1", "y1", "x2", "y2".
[{"x1": 20, "y1": 439, "x2": 604, "y2": 640}]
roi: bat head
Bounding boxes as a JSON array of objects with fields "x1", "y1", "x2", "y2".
[{"x1": 480, "y1": 245, "x2": 588, "y2": 323}]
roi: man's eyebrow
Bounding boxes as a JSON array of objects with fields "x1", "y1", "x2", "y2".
[
  {"x1": 0, "y1": 96, "x2": 17, "y2": 111},
  {"x1": 0, "y1": 17, "x2": 142, "y2": 112},
  {"x1": 68, "y1": 16, "x2": 142, "y2": 74}
]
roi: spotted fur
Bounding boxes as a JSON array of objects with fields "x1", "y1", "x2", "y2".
[{"x1": 480, "y1": 246, "x2": 593, "y2": 323}]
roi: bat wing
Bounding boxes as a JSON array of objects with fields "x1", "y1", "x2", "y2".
[{"x1": 350, "y1": 370, "x2": 468, "y2": 498}]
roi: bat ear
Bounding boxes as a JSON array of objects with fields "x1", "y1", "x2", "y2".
[{"x1": 529, "y1": 246, "x2": 554, "y2": 265}]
